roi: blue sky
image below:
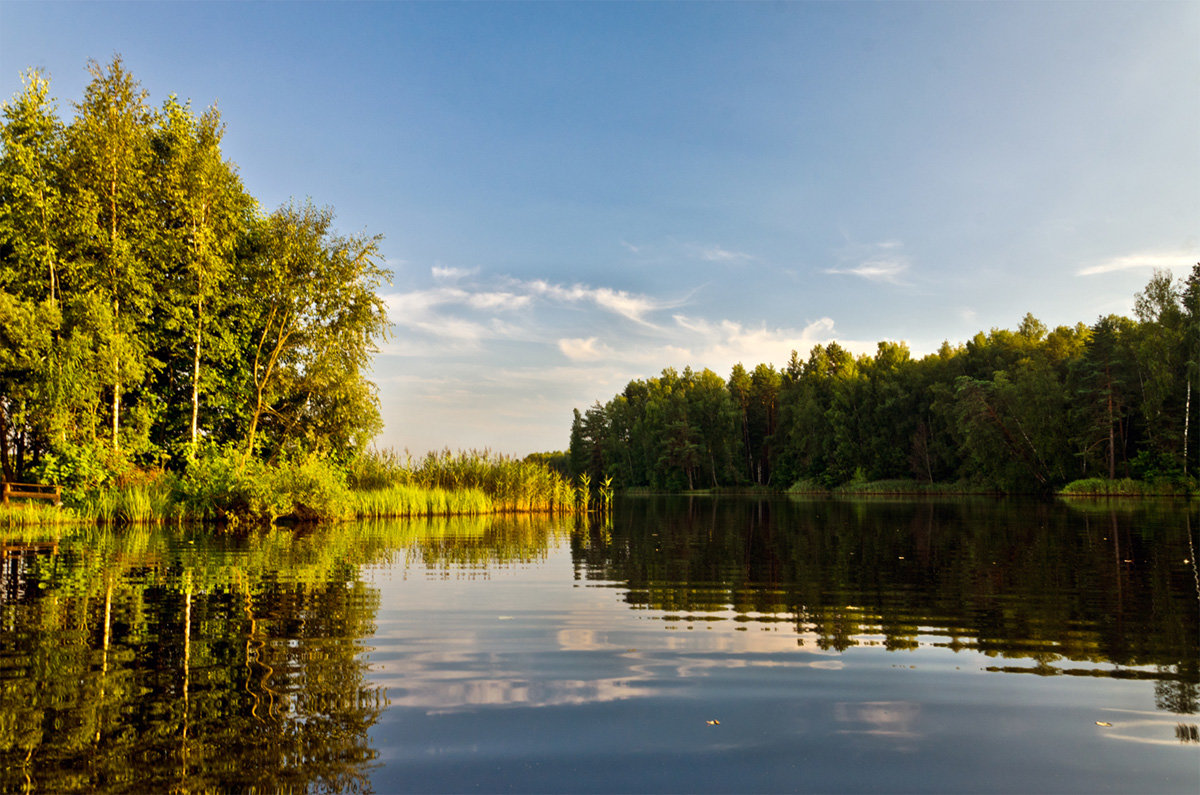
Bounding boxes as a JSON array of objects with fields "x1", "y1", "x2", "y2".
[{"x1": 3, "y1": 1, "x2": 1197, "y2": 455}]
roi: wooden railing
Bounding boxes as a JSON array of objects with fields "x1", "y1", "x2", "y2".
[{"x1": 2, "y1": 481, "x2": 62, "y2": 506}]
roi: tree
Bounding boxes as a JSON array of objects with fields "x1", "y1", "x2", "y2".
[
  {"x1": 66, "y1": 56, "x2": 155, "y2": 451},
  {"x1": 686, "y1": 368, "x2": 737, "y2": 487},
  {"x1": 238, "y1": 203, "x2": 388, "y2": 466},
  {"x1": 1070, "y1": 315, "x2": 1136, "y2": 479},
  {"x1": 0, "y1": 293, "x2": 56, "y2": 479},
  {"x1": 0, "y1": 68, "x2": 66, "y2": 302},
  {"x1": 148, "y1": 96, "x2": 253, "y2": 457},
  {"x1": 1181, "y1": 264, "x2": 1200, "y2": 478},
  {"x1": 1129, "y1": 269, "x2": 1187, "y2": 478}
]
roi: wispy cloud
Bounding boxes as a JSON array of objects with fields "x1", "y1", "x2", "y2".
[
  {"x1": 694, "y1": 244, "x2": 754, "y2": 264},
  {"x1": 1077, "y1": 249, "x2": 1197, "y2": 276},
  {"x1": 828, "y1": 257, "x2": 910, "y2": 283},
  {"x1": 827, "y1": 239, "x2": 912, "y2": 284},
  {"x1": 381, "y1": 270, "x2": 678, "y2": 354},
  {"x1": 558, "y1": 337, "x2": 616, "y2": 361},
  {"x1": 431, "y1": 265, "x2": 478, "y2": 282},
  {"x1": 523, "y1": 279, "x2": 672, "y2": 326},
  {"x1": 553, "y1": 313, "x2": 863, "y2": 374}
]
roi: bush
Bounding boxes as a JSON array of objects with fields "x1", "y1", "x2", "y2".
[
  {"x1": 174, "y1": 446, "x2": 287, "y2": 524},
  {"x1": 31, "y1": 441, "x2": 111, "y2": 504},
  {"x1": 271, "y1": 455, "x2": 353, "y2": 521}
]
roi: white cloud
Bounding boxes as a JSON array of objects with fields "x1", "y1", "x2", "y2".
[
  {"x1": 671, "y1": 315, "x2": 848, "y2": 371},
  {"x1": 695, "y1": 244, "x2": 754, "y2": 264},
  {"x1": 827, "y1": 239, "x2": 913, "y2": 284},
  {"x1": 558, "y1": 337, "x2": 616, "y2": 361},
  {"x1": 466, "y1": 291, "x2": 531, "y2": 311},
  {"x1": 1077, "y1": 249, "x2": 1197, "y2": 276},
  {"x1": 827, "y1": 256, "x2": 910, "y2": 284},
  {"x1": 523, "y1": 278, "x2": 670, "y2": 326},
  {"x1": 432, "y1": 265, "x2": 477, "y2": 281}
]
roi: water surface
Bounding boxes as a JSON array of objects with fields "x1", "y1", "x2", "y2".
[{"x1": 1, "y1": 497, "x2": 1197, "y2": 793}]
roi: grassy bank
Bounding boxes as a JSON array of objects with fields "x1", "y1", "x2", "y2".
[
  {"x1": 787, "y1": 478, "x2": 992, "y2": 497},
  {"x1": 1057, "y1": 478, "x2": 1195, "y2": 498},
  {"x1": 2, "y1": 448, "x2": 586, "y2": 529}
]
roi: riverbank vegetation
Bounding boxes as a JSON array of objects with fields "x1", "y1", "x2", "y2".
[
  {"x1": 0, "y1": 447, "x2": 581, "y2": 527},
  {"x1": 0, "y1": 59, "x2": 588, "y2": 527},
  {"x1": 570, "y1": 267, "x2": 1200, "y2": 497},
  {"x1": 0, "y1": 58, "x2": 384, "y2": 497}
]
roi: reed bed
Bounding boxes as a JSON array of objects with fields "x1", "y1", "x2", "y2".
[
  {"x1": 3, "y1": 448, "x2": 586, "y2": 530},
  {"x1": 0, "y1": 502, "x2": 76, "y2": 528},
  {"x1": 1058, "y1": 478, "x2": 1193, "y2": 497},
  {"x1": 78, "y1": 479, "x2": 184, "y2": 526},
  {"x1": 352, "y1": 485, "x2": 494, "y2": 518},
  {"x1": 349, "y1": 448, "x2": 580, "y2": 515}
]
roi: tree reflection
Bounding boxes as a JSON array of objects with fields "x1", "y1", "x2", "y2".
[
  {"x1": 0, "y1": 514, "x2": 579, "y2": 792},
  {"x1": 576, "y1": 496, "x2": 1200, "y2": 693},
  {"x1": 0, "y1": 525, "x2": 386, "y2": 792}
]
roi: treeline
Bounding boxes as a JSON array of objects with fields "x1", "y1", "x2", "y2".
[
  {"x1": 0, "y1": 57, "x2": 388, "y2": 489},
  {"x1": 569, "y1": 267, "x2": 1200, "y2": 493}
]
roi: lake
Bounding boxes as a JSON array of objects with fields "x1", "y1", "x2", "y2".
[{"x1": 1, "y1": 497, "x2": 1197, "y2": 793}]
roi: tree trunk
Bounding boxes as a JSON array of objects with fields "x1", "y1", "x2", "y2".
[
  {"x1": 1106, "y1": 365, "x2": 1115, "y2": 480},
  {"x1": 1184, "y1": 378, "x2": 1191, "y2": 478},
  {"x1": 0, "y1": 406, "x2": 12, "y2": 482},
  {"x1": 190, "y1": 294, "x2": 202, "y2": 457}
]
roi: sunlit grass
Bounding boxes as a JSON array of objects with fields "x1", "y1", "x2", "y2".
[
  {"x1": 1058, "y1": 478, "x2": 1193, "y2": 497},
  {"x1": 348, "y1": 448, "x2": 579, "y2": 516}
]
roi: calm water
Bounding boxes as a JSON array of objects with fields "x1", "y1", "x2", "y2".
[{"x1": 1, "y1": 497, "x2": 1197, "y2": 793}]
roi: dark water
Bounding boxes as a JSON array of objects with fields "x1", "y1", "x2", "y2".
[{"x1": 1, "y1": 497, "x2": 1197, "y2": 793}]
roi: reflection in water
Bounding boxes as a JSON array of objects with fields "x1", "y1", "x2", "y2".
[
  {"x1": 1, "y1": 525, "x2": 388, "y2": 793},
  {"x1": 0, "y1": 515, "x2": 573, "y2": 792},
  {"x1": 576, "y1": 497, "x2": 1199, "y2": 688},
  {"x1": 1, "y1": 500, "x2": 1197, "y2": 792}
]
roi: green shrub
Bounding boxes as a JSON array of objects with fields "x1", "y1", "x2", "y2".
[
  {"x1": 271, "y1": 455, "x2": 353, "y2": 520},
  {"x1": 31, "y1": 441, "x2": 111, "y2": 503}
]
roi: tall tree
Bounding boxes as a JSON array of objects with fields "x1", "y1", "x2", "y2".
[
  {"x1": 238, "y1": 203, "x2": 387, "y2": 466},
  {"x1": 149, "y1": 96, "x2": 252, "y2": 457},
  {"x1": 66, "y1": 56, "x2": 154, "y2": 451},
  {"x1": 0, "y1": 68, "x2": 66, "y2": 302},
  {"x1": 1070, "y1": 315, "x2": 1136, "y2": 479},
  {"x1": 1181, "y1": 264, "x2": 1200, "y2": 477}
]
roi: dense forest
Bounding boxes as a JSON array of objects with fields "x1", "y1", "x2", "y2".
[
  {"x1": 569, "y1": 268, "x2": 1200, "y2": 494},
  {"x1": 0, "y1": 58, "x2": 388, "y2": 487}
]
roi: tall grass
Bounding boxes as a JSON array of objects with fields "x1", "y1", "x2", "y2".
[
  {"x1": 5, "y1": 447, "x2": 583, "y2": 530},
  {"x1": 352, "y1": 485, "x2": 493, "y2": 518},
  {"x1": 1058, "y1": 478, "x2": 1193, "y2": 497},
  {"x1": 0, "y1": 501, "x2": 75, "y2": 528},
  {"x1": 349, "y1": 448, "x2": 579, "y2": 516}
]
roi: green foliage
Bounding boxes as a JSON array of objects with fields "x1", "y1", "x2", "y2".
[
  {"x1": 1057, "y1": 478, "x2": 1192, "y2": 497},
  {"x1": 0, "y1": 58, "x2": 388, "y2": 483},
  {"x1": 270, "y1": 454, "x2": 354, "y2": 521},
  {"x1": 31, "y1": 440, "x2": 111, "y2": 501},
  {"x1": 572, "y1": 267, "x2": 1200, "y2": 494}
]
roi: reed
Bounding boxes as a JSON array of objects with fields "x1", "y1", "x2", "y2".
[
  {"x1": 0, "y1": 501, "x2": 74, "y2": 528},
  {"x1": 1058, "y1": 478, "x2": 1191, "y2": 497},
  {"x1": 351, "y1": 485, "x2": 494, "y2": 518},
  {"x1": 349, "y1": 448, "x2": 579, "y2": 515}
]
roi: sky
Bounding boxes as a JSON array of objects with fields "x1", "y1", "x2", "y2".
[{"x1": 2, "y1": 1, "x2": 1197, "y2": 456}]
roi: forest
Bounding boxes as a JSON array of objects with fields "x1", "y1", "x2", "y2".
[
  {"x1": 569, "y1": 267, "x2": 1200, "y2": 494},
  {"x1": 4, "y1": 58, "x2": 1197, "y2": 513},
  {"x1": 0, "y1": 57, "x2": 387, "y2": 482},
  {"x1": 0, "y1": 58, "x2": 587, "y2": 524}
]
